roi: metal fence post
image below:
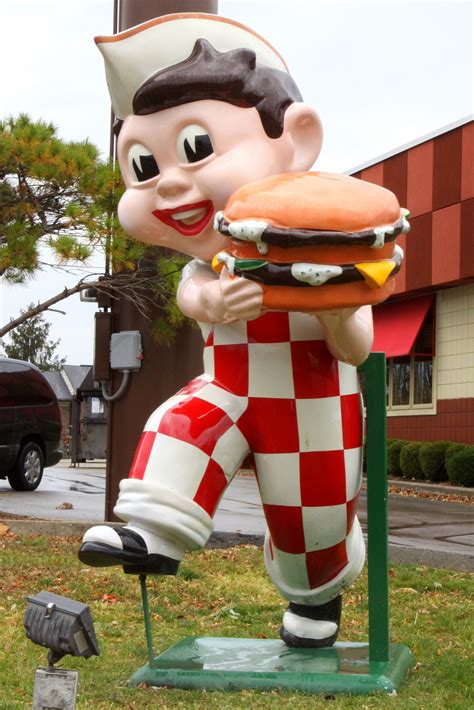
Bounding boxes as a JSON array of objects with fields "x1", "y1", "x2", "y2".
[{"x1": 359, "y1": 352, "x2": 390, "y2": 663}]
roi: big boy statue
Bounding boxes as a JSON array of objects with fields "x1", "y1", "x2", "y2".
[{"x1": 79, "y1": 13, "x2": 404, "y2": 649}]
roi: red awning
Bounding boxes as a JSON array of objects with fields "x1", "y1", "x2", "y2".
[{"x1": 372, "y1": 295, "x2": 434, "y2": 358}]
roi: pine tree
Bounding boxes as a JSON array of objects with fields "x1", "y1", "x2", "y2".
[
  {"x1": 0, "y1": 114, "x2": 144, "y2": 282},
  {"x1": 0, "y1": 115, "x2": 189, "y2": 345},
  {"x1": 4, "y1": 304, "x2": 66, "y2": 371}
]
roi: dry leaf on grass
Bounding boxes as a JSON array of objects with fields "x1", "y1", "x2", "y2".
[
  {"x1": 395, "y1": 587, "x2": 420, "y2": 594},
  {"x1": 102, "y1": 593, "x2": 120, "y2": 604}
]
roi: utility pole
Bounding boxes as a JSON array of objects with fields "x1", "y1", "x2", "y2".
[{"x1": 102, "y1": 0, "x2": 218, "y2": 519}]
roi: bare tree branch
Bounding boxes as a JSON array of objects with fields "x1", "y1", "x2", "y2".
[
  {"x1": 0, "y1": 280, "x2": 94, "y2": 338},
  {"x1": 0, "y1": 266, "x2": 180, "y2": 339}
]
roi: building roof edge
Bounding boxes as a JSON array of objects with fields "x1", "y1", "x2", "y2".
[{"x1": 346, "y1": 114, "x2": 474, "y2": 175}]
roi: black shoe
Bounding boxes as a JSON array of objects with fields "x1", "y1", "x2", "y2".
[
  {"x1": 78, "y1": 524, "x2": 180, "y2": 575},
  {"x1": 279, "y1": 595, "x2": 342, "y2": 648}
]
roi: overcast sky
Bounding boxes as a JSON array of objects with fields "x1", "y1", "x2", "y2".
[{"x1": 1, "y1": 0, "x2": 472, "y2": 364}]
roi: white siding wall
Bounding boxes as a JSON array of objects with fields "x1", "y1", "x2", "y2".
[{"x1": 436, "y1": 284, "x2": 474, "y2": 400}]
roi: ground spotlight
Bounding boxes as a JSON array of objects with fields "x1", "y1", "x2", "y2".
[{"x1": 24, "y1": 591, "x2": 99, "y2": 709}]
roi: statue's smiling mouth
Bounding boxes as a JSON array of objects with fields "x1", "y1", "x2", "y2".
[{"x1": 152, "y1": 200, "x2": 214, "y2": 235}]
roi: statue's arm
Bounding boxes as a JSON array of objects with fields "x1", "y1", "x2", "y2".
[{"x1": 315, "y1": 306, "x2": 374, "y2": 366}]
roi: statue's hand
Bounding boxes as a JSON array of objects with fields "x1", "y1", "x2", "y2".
[
  {"x1": 219, "y1": 267, "x2": 264, "y2": 322},
  {"x1": 311, "y1": 305, "x2": 374, "y2": 366},
  {"x1": 311, "y1": 307, "x2": 360, "y2": 323}
]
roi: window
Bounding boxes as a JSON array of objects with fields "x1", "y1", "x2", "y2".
[
  {"x1": 386, "y1": 307, "x2": 434, "y2": 411},
  {"x1": 8, "y1": 363, "x2": 54, "y2": 406},
  {"x1": 0, "y1": 367, "x2": 15, "y2": 407},
  {"x1": 90, "y1": 397, "x2": 105, "y2": 415}
]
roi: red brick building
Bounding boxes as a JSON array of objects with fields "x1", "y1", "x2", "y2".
[{"x1": 351, "y1": 116, "x2": 473, "y2": 443}]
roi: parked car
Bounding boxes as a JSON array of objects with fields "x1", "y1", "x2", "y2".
[{"x1": 0, "y1": 358, "x2": 62, "y2": 491}]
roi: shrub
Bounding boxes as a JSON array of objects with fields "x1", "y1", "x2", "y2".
[
  {"x1": 400, "y1": 441, "x2": 424, "y2": 479},
  {"x1": 387, "y1": 440, "x2": 405, "y2": 476},
  {"x1": 445, "y1": 443, "x2": 467, "y2": 468},
  {"x1": 446, "y1": 448, "x2": 474, "y2": 487},
  {"x1": 419, "y1": 441, "x2": 450, "y2": 482}
]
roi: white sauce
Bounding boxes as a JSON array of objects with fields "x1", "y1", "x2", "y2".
[
  {"x1": 291, "y1": 263, "x2": 343, "y2": 286},
  {"x1": 213, "y1": 210, "x2": 224, "y2": 232},
  {"x1": 227, "y1": 220, "x2": 269, "y2": 254},
  {"x1": 215, "y1": 251, "x2": 236, "y2": 275},
  {"x1": 393, "y1": 244, "x2": 404, "y2": 265},
  {"x1": 372, "y1": 224, "x2": 395, "y2": 249}
]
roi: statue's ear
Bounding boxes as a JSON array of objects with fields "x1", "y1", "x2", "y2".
[{"x1": 283, "y1": 103, "x2": 323, "y2": 171}]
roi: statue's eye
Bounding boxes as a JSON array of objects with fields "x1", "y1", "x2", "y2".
[
  {"x1": 128, "y1": 144, "x2": 159, "y2": 182},
  {"x1": 176, "y1": 125, "x2": 214, "y2": 164}
]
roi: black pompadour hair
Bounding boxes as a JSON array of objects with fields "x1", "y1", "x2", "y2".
[{"x1": 130, "y1": 38, "x2": 303, "y2": 139}]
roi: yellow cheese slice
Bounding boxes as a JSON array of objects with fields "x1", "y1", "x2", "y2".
[
  {"x1": 355, "y1": 260, "x2": 396, "y2": 289},
  {"x1": 211, "y1": 254, "x2": 224, "y2": 273}
]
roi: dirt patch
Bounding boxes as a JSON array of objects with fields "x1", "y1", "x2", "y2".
[{"x1": 0, "y1": 511, "x2": 39, "y2": 520}]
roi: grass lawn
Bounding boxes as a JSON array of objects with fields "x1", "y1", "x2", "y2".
[{"x1": 0, "y1": 533, "x2": 472, "y2": 709}]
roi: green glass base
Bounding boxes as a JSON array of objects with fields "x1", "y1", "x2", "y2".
[{"x1": 129, "y1": 638, "x2": 414, "y2": 695}]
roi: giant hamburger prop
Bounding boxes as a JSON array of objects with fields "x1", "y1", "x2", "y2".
[{"x1": 212, "y1": 172, "x2": 409, "y2": 311}]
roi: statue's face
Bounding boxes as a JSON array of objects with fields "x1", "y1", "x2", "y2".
[{"x1": 117, "y1": 100, "x2": 296, "y2": 261}]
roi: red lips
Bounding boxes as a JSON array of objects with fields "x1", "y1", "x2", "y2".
[{"x1": 152, "y1": 200, "x2": 214, "y2": 236}]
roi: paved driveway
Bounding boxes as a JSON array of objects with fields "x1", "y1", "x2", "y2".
[
  {"x1": 0, "y1": 464, "x2": 106, "y2": 522},
  {"x1": 213, "y1": 477, "x2": 474, "y2": 570},
  {"x1": 1, "y1": 462, "x2": 472, "y2": 570}
]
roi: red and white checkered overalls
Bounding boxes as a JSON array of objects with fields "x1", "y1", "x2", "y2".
[{"x1": 114, "y1": 309, "x2": 365, "y2": 605}]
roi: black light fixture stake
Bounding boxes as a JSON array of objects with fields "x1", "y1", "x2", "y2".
[{"x1": 139, "y1": 574, "x2": 156, "y2": 666}]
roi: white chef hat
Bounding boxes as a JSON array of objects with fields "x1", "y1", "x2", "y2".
[{"x1": 95, "y1": 12, "x2": 289, "y2": 120}]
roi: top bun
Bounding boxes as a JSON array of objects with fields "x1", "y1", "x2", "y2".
[{"x1": 223, "y1": 172, "x2": 401, "y2": 233}]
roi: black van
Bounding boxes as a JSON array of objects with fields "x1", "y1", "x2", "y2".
[{"x1": 0, "y1": 358, "x2": 62, "y2": 491}]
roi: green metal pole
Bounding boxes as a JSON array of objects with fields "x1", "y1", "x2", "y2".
[
  {"x1": 139, "y1": 574, "x2": 155, "y2": 667},
  {"x1": 359, "y1": 352, "x2": 390, "y2": 663}
]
